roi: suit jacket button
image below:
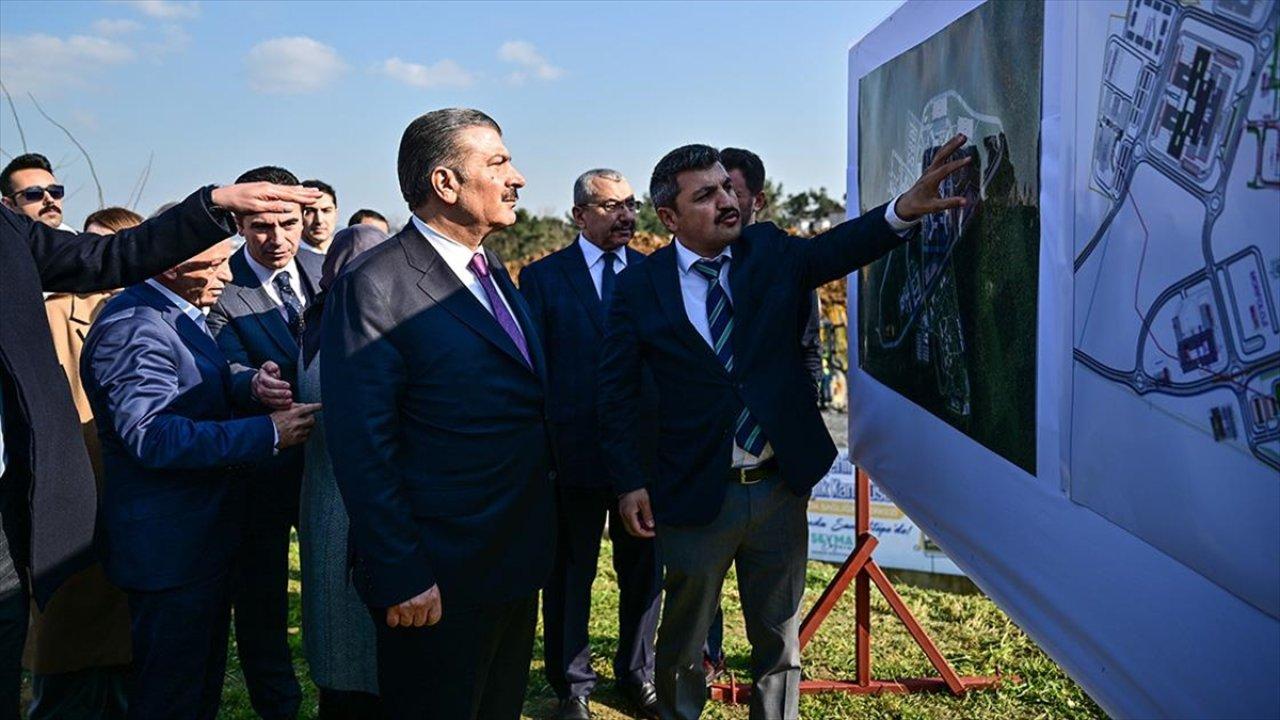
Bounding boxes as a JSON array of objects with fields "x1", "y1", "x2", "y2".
[{"x1": 548, "y1": 471, "x2": 558, "y2": 481}]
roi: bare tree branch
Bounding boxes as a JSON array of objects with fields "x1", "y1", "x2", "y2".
[
  {"x1": 0, "y1": 81, "x2": 27, "y2": 153},
  {"x1": 128, "y1": 151, "x2": 155, "y2": 210},
  {"x1": 0, "y1": 147, "x2": 12, "y2": 161},
  {"x1": 27, "y1": 92, "x2": 104, "y2": 208}
]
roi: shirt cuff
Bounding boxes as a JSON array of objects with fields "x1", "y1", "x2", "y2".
[
  {"x1": 271, "y1": 421, "x2": 280, "y2": 456},
  {"x1": 884, "y1": 193, "x2": 921, "y2": 235}
]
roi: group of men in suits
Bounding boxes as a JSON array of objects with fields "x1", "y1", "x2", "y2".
[
  {"x1": 318, "y1": 108, "x2": 970, "y2": 720},
  {"x1": 1, "y1": 103, "x2": 970, "y2": 720}
]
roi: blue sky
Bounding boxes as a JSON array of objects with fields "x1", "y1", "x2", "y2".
[{"x1": 0, "y1": 0, "x2": 901, "y2": 229}]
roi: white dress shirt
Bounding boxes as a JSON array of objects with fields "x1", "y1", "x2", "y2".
[
  {"x1": 243, "y1": 249, "x2": 307, "y2": 315},
  {"x1": 672, "y1": 199, "x2": 921, "y2": 468},
  {"x1": 410, "y1": 215, "x2": 522, "y2": 327},
  {"x1": 576, "y1": 234, "x2": 628, "y2": 299}
]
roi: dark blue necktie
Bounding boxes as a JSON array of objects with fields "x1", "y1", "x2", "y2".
[
  {"x1": 600, "y1": 252, "x2": 618, "y2": 307},
  {"x1": 691, "y1": 258, "x2": 768, "y2": 456},
  {"x1": 273, "y1": 271, "x2": 304, "y2": 342}
]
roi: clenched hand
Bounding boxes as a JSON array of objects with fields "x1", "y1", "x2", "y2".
[
  {"x1": 386, "y1": 585, "x2": 443, "y2": 628},
  {"x1": 252, "y1": 361, "x2": 293, "y2": 410},
  {"x1": 619, "y1": 488, "x2": 656, "y2": 539}
]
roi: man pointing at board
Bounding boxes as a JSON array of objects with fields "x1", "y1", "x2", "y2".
[{"x1": 598, "y1": 133, "x2": 972, "y2": 720}]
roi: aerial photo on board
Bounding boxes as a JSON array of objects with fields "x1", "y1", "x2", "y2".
[{"x1": 857, "y1": 0, "x2": 1043, "y2": 474}]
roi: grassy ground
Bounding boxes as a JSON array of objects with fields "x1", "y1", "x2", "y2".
[{"x1": 214, "y1": 535, "x2": 1103, "y2": 719}]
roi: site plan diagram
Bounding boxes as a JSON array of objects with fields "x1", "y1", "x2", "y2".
[
  {"x1": 1071, "y1": 0, "x2": 1279, "y2": 611},
  {"x1": 857, "y1": 0, "x2": 1042, "y2": 474}
]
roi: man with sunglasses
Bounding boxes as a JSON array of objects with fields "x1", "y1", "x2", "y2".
[
  {"x1": 0, "y1": 153, "x2": 66, "y2": 229},
  {"x1": 0, "y1": 155, "x2": 322, "y2": 719},
  {"x1": 520, "y1": 170, "x2": 661, "y2": 720}
]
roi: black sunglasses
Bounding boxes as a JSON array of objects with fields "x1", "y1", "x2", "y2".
[{"x1": 10, "y1": 184, "x2": 65, "y2": 203}]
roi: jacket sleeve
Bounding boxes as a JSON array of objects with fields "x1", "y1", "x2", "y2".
[
  {"x1": 84, "y1": 315, "x2": 276, "y2": 470},
  {"x1": 597, "y1": 271, "x2": 651, "y2": 495},
  {"x1": 17, "y1": 186, "x2": 233, "y2": 294},
  {"x1": 320, "y1": 268, "x2": 435, "y2": 608},
  {"x1": 795, "y1": 202, "x2": 914, "y2": 289}
]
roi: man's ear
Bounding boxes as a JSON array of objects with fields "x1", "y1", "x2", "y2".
[
  {"x1": 233, "y1": 215, "x2": 248, "y2": 237},
  {"x1": 570, "y1": 205, "x2": 587, "y2": 230},
  {"x1": 752, "y1": 192, "x2": 766, "y2": 214},
  {"x1": 431, "y1": 167, "x2": 461, "y2": 206},
  {"x1": 0, "y1": 196, "x2": 13, "y2": 212},
  {"x1": 657, "y1": 206, "x2": 679, "y2": 235}
]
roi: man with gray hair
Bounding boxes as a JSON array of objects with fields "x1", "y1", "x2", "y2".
[
  {"x1": 520, "y1": 169, "x2": 660, "y2": 720},
  {"x1": 321, "y1": 108, "x2": 556, "y2": 719}
]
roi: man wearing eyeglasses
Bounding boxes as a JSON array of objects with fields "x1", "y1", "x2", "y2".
[
  {"x1": 519, "y1": 170, "x2": 661, "y2": 720},
  {"x1": 0, "y1": 153, "x2": 66, "y2": 229}
]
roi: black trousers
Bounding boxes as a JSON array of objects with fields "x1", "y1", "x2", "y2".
[
  {"x1": 28, "y1": 666, "x2": 129, "y2": 720},
  {"x1": 374, "y1": 592, "x2": 538, "y2": 720},
  {"x1": 0, "y1": 588, "x2": 26, "y2": 720},
  {"x1": 233, "y1": 504, "x2": 301, "y2": 720},
  {"x1": 126, "y1": 571, "x2": 232, "y2": 720},
  {"x1": 542, "y1": 486, "x2": 662, "y2": 699}
]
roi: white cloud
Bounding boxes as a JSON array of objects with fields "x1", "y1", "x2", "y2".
[
  {"x1": 91, "y1": 18, "x2": 142, "y2": 35},
  {"x1": 149, "y1": 23, "x2": 190, "y2": 55},
  {"x1": 379, "y1": 57, "x2": 474, "y2": 89},
  {"x1": 498, "y1": 40, "x2": 563, "y2": 83},
  {"x1": 120, "y1": 1, "x2": 200, "y2": 20},
  {"x1": 245, "y1": 37, "x2": 346, "y2": 94},
  {"x1": 0, "y1": 33, "x2": 135, "y2": 94}
]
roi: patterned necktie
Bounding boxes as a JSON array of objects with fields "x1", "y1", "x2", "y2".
[
  {"x1": 691, "y1": 258, "x2": 768, "y2": 456},
  {"x1": 467, "y1": 252, "x2": 532, "y2": 367},
  {"x1": 600, "y1": 252, "x2": 618, "y2": 306},
  {"x1": 273, "y1": 271, "x2": 304, "y2": 342}
]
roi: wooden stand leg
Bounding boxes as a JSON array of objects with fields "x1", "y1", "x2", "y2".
[{"x1": 708, "y1": 469, "x2": 1017, "y2": 704}]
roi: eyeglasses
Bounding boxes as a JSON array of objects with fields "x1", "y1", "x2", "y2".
[
  {"x1": 580, "y1": 198, "x2": 642, "y2": 214},
  {"x1": 10, "y1": 184, "x2": 65, "y2": 203}
]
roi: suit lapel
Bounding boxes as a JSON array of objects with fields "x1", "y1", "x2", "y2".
[
  {"x1": 231, "y1": 250, "x2": 297, "y2": 356},
  {"x1": 295, "y1": 249, "x2": 324, "y2": 303},
  {"x1": 398, "y1": 224, "x2": 536, "y2": 374},
  {"x1": 488, "y1": 248, "x2": 546, "y2": 380},
  {"x1": 727, "y1": 238, "x2": 760, "y2": 362},
  {"x1": 647, "y1": 245, "x2": 726, "y2": 373},
  {"x1": 559, "y1": 244, "x2": 604, "y2": 333},
  {"x1": 134, "y1": 283, "x2": 226, "y2": 368}
]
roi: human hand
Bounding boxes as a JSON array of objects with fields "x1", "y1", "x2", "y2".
[
  {"x1": 251, "y1": 361, "x2": 293, "y2": 410},
  {"x1": 619, "y1": 488, "x2": 656, "y2": 538},
  {"x1": 269, "y1": 402, "x2": 321, "y2": 449},
  {"x1": 893, "y1": 133, "x2": 972, "y2": 222},
  {"x1": 210, "y1": 182, "x2": 324, "y2": 215},
  {"x1": 385, "y1": 585, "x2": 442, "y2": 628}
]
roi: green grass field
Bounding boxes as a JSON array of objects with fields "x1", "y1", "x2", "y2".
[{"x1": 215, "y1": 536, "x2": 1104, "y2": 719}]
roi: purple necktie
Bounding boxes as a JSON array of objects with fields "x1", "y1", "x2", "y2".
[{"x1": 467, "y1": 252, "x2": 531, "y2": 367}]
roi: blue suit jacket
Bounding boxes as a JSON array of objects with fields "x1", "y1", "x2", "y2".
[
  {"x1": 520, "y1": 241, "x2": 657, "y2": 489},
  {"x1": 321, "y1": 223, "x2": 557, "y2": 609},
  {"x1": 598, "y1": 204, "x2": 910, "y2": 526},
  {"x1": 82, "y1": 283, "x2": 275, "y2": 591},
  {"x1": 207, "y1": 248, "x2": 323, "y2": 511}
]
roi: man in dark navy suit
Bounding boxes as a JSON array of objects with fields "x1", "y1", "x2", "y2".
[
  {"x1": 82, "y1": 239, "x2": 319, "y2": 720},
  {"x1": 322, "y1": 108, "x2": 557, "y2": 720},
  {"x1": 207, "y1": 165, "x2": 323, "y2": 720},
  {"x1": 599, "y1": 136, "x2": 972, "y2": 720},
  {"x1": 520, "y1": 170, "x2": 661, "y2": 720}
]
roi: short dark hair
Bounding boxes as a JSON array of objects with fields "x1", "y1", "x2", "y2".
[
  {"x1": 1, "y1": 152, "x2": 54, "y2": 196},
  {"x1": 720, "y1": 147, "x2": 765, "y2": 196},
  {"x1": 398, "y1": 108, "x2": 502, "y2": 210},
  {"x1": 302, "y1": 179, "x2": 337, "y2": 206},
  {"x1": 649, "y1": 144, "x2": 721, "y2": 211},
  {"x1": 83, "y1": 206, "x2": 143, "y2": 233},
  {"x1": 348, "y1": 208, "x2": 388, "y2": 227},
  {"x1": 235, "y1": 165, "x2": 299, "y2": 187}
]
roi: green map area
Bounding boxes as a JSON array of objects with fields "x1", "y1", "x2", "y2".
[{"x1": 857, "y1": 0, "x2": 1043, "y2": 474}]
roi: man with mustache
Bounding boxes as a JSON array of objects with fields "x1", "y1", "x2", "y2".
[
  {"x1": 322, "y1": 108, "x2": 556, "y2": 719},
  {"x1": 599, "y1": 136, "x2": 972, "y2": 720},
  {"x1": 519, "y1": 170, "x2": 661, "y2": 720},
  {"x1": 1, "y1": 154, "x2": 67, "y2": 229}
]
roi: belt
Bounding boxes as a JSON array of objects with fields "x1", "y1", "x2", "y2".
[{"x1": 729, "y1": 459, "x2": 776, "y2": 485}]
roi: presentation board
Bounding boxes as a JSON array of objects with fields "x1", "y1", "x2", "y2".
[{"x1": 847, "y1": 1, "x2": 1280, "y2": 717}]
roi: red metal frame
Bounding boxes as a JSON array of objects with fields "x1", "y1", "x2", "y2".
[{"x1": 709, "y1": 468, "x2": 1017, "y2": 704}]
